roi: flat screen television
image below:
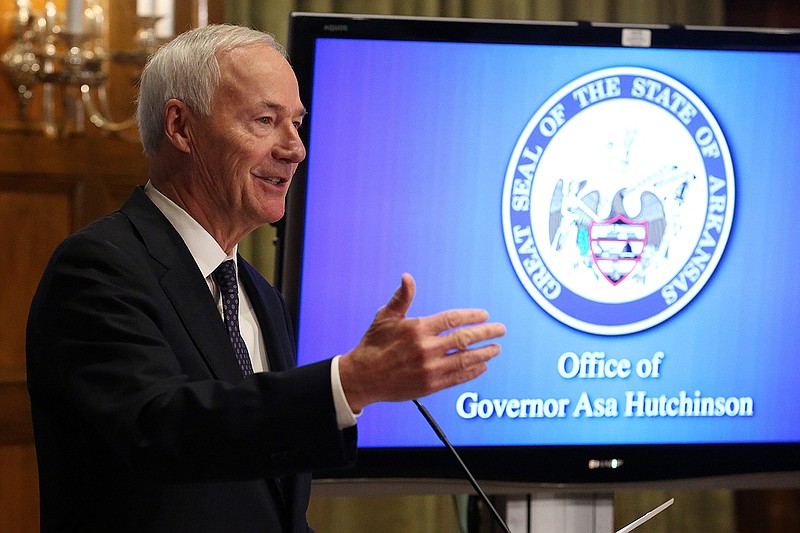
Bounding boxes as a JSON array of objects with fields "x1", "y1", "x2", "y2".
[{"x1": 279, "y1": 13, "x2": 800, "y2": 490}]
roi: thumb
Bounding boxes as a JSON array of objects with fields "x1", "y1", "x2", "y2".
[{"x1": 381, "y1": 273, "x2": 416, "y2": 319}]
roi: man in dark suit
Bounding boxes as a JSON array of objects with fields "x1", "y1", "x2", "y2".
[{"x1": 26, "y1": 24, "x2": 505, "y2": 532}]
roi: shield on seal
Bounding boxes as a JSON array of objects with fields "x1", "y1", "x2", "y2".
[{"x1": 589, "y1": 214, "x2": 648, "y2": 285}]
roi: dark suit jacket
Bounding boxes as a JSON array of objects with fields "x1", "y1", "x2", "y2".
[{"x1": 26, "y1": 187, "x2": 357, "y2": 532}]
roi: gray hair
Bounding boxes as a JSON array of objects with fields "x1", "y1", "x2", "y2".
[{"x1": 136, "y1": 24, "x2": 286, "y2": 158}]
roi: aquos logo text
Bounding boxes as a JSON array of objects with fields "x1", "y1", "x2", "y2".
[{"x1": 502, "y1": 67, "x2": 734, "y2": 335}]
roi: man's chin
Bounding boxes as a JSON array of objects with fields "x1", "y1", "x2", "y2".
[{"x1": 260, "y1": 205, "x2": 286, "y2": 226}]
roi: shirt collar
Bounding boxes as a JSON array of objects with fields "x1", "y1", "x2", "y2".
[{"x1": 144, "y1": 181, "x2": 237, "y2": 278}]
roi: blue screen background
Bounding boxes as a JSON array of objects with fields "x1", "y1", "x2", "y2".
[{"x1": 295, "y1": 38, "x2": 800, "y2": 447}]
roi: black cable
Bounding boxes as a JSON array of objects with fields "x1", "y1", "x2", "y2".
[{"x1": 413, "y1": 399, "x2": 512, "y2": 533}]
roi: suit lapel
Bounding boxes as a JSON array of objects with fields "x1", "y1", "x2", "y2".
[
  {"x1": 120, "y1": 187, "x2": 245, "y2": 383},
  {"x1": 237, "y1": 258, "x2": 294, "y2": 372}
]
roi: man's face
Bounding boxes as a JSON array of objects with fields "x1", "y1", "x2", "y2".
[{"x1": 188, "y1": 43, "x2": 306, "y2": 232}]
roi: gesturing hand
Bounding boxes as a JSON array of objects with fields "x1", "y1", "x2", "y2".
[{"x1": 338, "y1": 273, "x2": 506, "y2": 413}]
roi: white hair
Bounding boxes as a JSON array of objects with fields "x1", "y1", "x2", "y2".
[{"x1": 136, "y1": 24, "x2": 286, "y2": 158}]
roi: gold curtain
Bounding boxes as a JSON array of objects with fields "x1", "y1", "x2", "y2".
[{"x1": 229, "y1": 1, "x2": 733, "y2": 532}]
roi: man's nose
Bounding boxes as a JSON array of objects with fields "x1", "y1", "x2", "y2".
[{"x1": 274, "y1": 123, "x2": 306, "y2": 164}]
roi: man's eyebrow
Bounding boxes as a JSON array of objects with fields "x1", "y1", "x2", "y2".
[{"x1": 257, "y1": 101, "x2": 308, "y2": 117}]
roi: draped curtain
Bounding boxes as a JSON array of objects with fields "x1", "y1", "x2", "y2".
[{"x1": 230, "y1": 1, "x2": 732, "y2": 532}]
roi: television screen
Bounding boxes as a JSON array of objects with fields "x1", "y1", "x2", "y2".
[{"x1": 280, "y1": 13, "x2": 800, "y2": 487}]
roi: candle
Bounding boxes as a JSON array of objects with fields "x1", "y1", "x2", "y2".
[
  {"x1": 16, "y1": 0, "x2": 32, "y2": 14},
  {"x1": 66, "y1": 0, "x2": 82, "y2": 34},
  {"x1": 154, "y1": 0, "x2": 174, "y2": 38},
  {"x1": 136, "y1": 0, "x2": 156, "y2": 16},
  {"x1": 44, "y1": 1, "x2": 56, "y2": 31}
]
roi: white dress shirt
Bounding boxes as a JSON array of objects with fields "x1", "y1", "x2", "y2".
[{"x1": 144, "y1": 182, "x2": 357, "y2": 428}]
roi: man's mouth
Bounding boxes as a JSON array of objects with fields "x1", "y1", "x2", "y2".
[{"x1": 256, "y1": 175, "x2": 284, "y2": 185}]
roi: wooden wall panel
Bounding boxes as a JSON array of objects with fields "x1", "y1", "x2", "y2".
[
  {"x1": 0, "y1": 182, "x2": 74, "y2": 365},
  {"x1": 0, "y1": 444, "x2": 39, "y2": 533},
  {"x1": 0, "y1": 178, "x2": 85, "y2": 532},
  {"x1": 0, "y1": 373, "x2": 34, "y2": 445}
]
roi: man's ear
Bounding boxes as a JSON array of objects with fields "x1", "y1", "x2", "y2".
[{"x1": 163, "y1": 98, "x2": 193, "y2": 153}]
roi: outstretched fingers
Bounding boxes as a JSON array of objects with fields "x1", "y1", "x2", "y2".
[
  {"x1": 438, "y1": 320, "x2": 506, "y2": 353},
  {"x1": 422, "y1": 342, "x2": 503, "y2": 395},
  {"x1": 412, "y1": 316, "x2": 506, "y2": 395},
  {"x1": 422, "y1": 308, "x2": 491, "y2": 334}
]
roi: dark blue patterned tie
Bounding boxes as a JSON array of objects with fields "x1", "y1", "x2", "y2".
[{"x1": 213, "y1": 260, "x2": 254, "y2": 377}]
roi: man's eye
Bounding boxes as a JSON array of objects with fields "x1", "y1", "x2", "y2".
[
  {"x1": 292, "y1": 121, "x2": 303, "y2": 130},
  {"x1": 257, "y1": 116, "x2": 273, "y2": 124}
]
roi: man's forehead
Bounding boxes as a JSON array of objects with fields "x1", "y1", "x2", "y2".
[
  {"x1": 215, "y1": 44, "x2": 302, "y2": 105},
  {"x1": 217, "y1": 43, "x2": 288, "y2": 76}
]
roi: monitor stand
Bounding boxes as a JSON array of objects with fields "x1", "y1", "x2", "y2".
[{"x1": 504, "y1": 492, "x2": 614, "y2": 533}]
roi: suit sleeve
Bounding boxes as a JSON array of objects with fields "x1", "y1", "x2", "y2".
[{"x1": 27, "y1": 228, "x2": 357, "y2": 483}]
